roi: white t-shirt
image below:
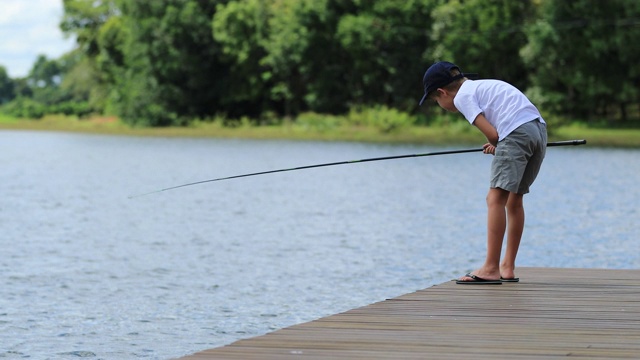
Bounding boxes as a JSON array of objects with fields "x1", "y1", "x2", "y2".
[{"x1": 454, "y1": 79, "x2": 544, "y2": 140}]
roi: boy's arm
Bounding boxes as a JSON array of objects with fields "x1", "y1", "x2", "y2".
[{"x1": 472, "y1": 113, "x2": 499, "y2": 146}]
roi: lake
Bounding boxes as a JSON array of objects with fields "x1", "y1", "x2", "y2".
[{"x1": 1, "y1": 130, "x2": 638, "y2": 359}]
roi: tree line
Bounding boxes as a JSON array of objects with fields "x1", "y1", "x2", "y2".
[{"x1": 1, "y1": 0, "x2": 639, "y2": 127}]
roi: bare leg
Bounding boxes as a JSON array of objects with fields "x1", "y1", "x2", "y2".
[
  {"x1": 459, "y1": 188, "x2": 509, "y2": 281},
  {"x1": 501, "y1": 193, "x2": 524, "y2": 279}
]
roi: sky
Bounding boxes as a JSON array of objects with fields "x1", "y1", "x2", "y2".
[{"x1": 0, "y1": 0, "x2": 76, "y2": 78}]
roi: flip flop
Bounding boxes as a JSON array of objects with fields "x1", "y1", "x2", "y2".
[
  {"x1": 456, "y1": 273, "x2": 502, "y2": 285},
  {"x1": 500, "y1": 277, "x2": 520, "y2": 282}
]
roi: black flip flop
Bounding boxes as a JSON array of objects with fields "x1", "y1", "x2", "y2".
[
  {"x1": 500, "y1": 277, "x2": 520, "y2": 282},
  {"x1": 456, "y1": 273, "x2": 502, "y2": 285}
]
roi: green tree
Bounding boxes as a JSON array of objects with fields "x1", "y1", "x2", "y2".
[
  {"x1": 61, "y1": 0, "x2": 118, "y2": 57},
  {"x1": 60, "y1": 0, "x2": 118, "y2": 112},
  {"x1": 29, "y1": 55, "x2": 61, "y2": 89},
  {"x1": 61, "y1": 0, "x2": 230, "y2": 125},
  {"x1": 260, "y1": 0, "x2": 324, "y2": 117},
  {"x1": 59, "y1": 50, "x2": 104, "y2": 108},
  {"x1": 293, "y1": 0, "x2": 351, "y2": 114},
  {"x1": 213, "y1": 0, "x2": 439, "y2": 118},
  {"x1": 107, "y1": 0, "x2": 230, "y2": 126},
  {"x1": 213, "y1": 0, "x2": 347, "y2": 118},
  {"x1": 0, "y1": 66, "x2": 15, "y2": 104},
  {"x1": 521, "y1": 0, "x2": 640, "y2": 122},
  {"x1": 431, "y1": 0, "x2": 533, "y2": 90},
  {"x1": 27, "y1": 55, "x2": 73, "y2": 107},
  {"x1": 92, "y1": 15, "x2": 126, "y2": 112},
  {"x1": 212, "y1": 0, "x2": 270, "y2": 119},
  {"x1": 335, "y1": 0, "x2": 439, "y2": 111},
  {"x1": 616, "y1": 0, "x2": 640, "y2": 121},
  {"x1": 11, "y1": 78, "x2": 33, "y2": 98}
]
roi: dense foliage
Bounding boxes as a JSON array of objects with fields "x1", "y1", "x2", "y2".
[{"x1": 1, "y1": 0, "x2": 638, "y2": 127}]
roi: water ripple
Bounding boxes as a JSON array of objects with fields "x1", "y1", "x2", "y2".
[{"x1": 0, "y1": 131, "x2": 638, "y2": 359}]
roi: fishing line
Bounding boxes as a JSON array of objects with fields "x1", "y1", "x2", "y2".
[{"x1": 129, "y1": 139, "x2": 586, "y2": 198}]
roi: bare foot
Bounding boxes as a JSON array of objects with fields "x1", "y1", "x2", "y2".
[
  {"x1": 458, "y1": 268, "x2": 500, "y2": 282},
  {"x1": 500, "y1": 265, "x2": 516, "y2": 280}
]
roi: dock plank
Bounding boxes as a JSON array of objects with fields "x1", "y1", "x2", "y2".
[{"x1": 177, "y1": 267, "x2": 640, "y2": 359}]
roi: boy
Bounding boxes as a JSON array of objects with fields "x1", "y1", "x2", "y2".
[{"x1": 419, "y1": 61, "x2": 547, "y2": 284}]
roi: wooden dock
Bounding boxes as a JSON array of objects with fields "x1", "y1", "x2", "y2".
[{"x1": 177, "y1": 267, "x2": 640, "y2": 359}]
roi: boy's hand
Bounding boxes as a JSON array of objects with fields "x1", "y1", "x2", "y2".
[{"x1": 483, "y1": 143, "x2": 496, "y2": 155}]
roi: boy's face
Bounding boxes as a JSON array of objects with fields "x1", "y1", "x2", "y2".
[{"x1": 433, "y1": 89, "x2": 458, "y2": 113}]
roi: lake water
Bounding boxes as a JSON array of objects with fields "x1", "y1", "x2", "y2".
[{"x1": 1, "y1": 130, "x2": 638, "y2": 359}]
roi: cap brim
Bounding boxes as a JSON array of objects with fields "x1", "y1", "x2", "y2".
[
  {"x1": 420, "y1": 72, "x2": 479, "y2": 106},
  {"x1": 419, "y1": 93, "x2": 427, "y2": 106}
]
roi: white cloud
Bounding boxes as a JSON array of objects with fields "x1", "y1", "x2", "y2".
[{"x1": 0, "y1": 0, "x2": 76, "y2": 78}]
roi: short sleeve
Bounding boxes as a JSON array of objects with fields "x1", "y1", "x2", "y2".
[{"x1": 454, "y1": 82, "x2": 483, "y2": 125}]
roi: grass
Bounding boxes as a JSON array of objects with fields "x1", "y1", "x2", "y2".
[
  {"x1": 551, "y1": 124, "x2": 640, "y2": 148},
  {"x1": 1, "y1": 113, "x2": 639, "y2": 147}
]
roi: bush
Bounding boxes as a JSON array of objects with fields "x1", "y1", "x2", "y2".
[
  {"x1": 0, "y1": 97, "x2": 46, "y2": 119},
  {"x1": 346, "y1": 106, "x2": 414, "y2": 133},
  {"x1": 295, "y1": 112, "x2": 343, "y2": 132},
  {"x1": 0, "y1": 97, "x2": 98, "y2": 119},
  {"x1": 48, "y1": 101, "x2": 94, "y2": 118}
]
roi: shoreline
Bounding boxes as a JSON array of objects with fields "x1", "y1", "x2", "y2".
[{"x1": 1, "y1": 115, "x2": 639, "y2": 147}]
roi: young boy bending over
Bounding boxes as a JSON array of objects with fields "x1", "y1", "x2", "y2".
[{"x1": 419, "y1": 61, "x2": 547, "y2": 284}]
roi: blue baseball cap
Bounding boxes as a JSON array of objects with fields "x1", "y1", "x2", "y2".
[{"x1": 419, "y1": 61, "x2": 477, "y2": 106}]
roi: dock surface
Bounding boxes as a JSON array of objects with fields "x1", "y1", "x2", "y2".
[{"x1": 178, "y1": 267, "x2": 640, "y2": 359}]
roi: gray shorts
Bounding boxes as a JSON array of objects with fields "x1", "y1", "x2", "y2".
[{"x1": 491, "y1": 120, "x2": 547, "y2": 194}]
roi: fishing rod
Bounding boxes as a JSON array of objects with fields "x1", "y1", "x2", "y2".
[{"x1": 130, "y1": 139, "x2": 586, "y2": 198}]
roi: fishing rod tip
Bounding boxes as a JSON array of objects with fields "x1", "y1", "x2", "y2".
[{"x1": 127, "y1": 191, "x2": 157, "y2": 199}]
